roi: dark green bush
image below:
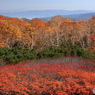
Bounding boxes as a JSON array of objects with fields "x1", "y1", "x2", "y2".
[
  {"x1": 37, "y1": 47, "x2": 63, "y2": 59},
  {"x1": 64, "y1": 48, "x2": 70, "y2": 56},
  {"x1": 82, "y1": 51, "x2": 91, "y2": 59},
  {"x1": 71, "y1": 50, "x2": 77, "y2": 56},
  {"x1": 0, "y1": 47, "x2": 10, "y2": 56},
  {"x1": 0, "y1": 45, "x2": 93, "y2": 65},
  {"x1": 77, "y1": 48, "x2": 84, "y2": 56},
  {"x1": 11, "y1": 46, "x2": 23, "y2": 54},
  {"x1": 0, "y1": 46, "x2": 37, "y2": 64},
  {"x1": 70, "y1": 45, "x2": 78, "y2": 56}
]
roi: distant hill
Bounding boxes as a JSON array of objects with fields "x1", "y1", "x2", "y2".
[
  {"x1": 0, "y1": 9, "x2": 95, "y2": 19},
  {"x1": 63, "y1": 12, "x2": 95, "y2": 20},
  {"x1": 39, "y1": 12, "x2": 95, "y2": 21}
]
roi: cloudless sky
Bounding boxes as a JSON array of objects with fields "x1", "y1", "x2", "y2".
[{"x1": 0, "y1": 0, "x2": 95, "y2": 10}]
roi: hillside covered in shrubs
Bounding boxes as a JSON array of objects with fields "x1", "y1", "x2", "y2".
[
  {"x1": 0, "y1": 15, "x2": 95, "y2": 95},
  {"x1": 0, "y1": 15, "x2": 95, "y2": 64},
  {"x1": 0, "y1": 59, "x2": 95, "y2": 95},
  {"x1": 0, "y1": 45, "x2": 94, "y2": 65}
]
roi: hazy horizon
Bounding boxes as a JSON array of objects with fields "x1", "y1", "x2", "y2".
[
  {"x1": 0, "y1": 0, "x2": 95, "y2": 19},
  {"x1": 0, "y1": 9, "x2": 95, "y2": 11},
  {"x1": 0, "y1": 0, "x2": 95, "y2": 11}
]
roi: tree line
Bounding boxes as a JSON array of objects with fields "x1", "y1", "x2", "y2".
[{"x1": 0, "y1": 15, "x2": 95, "y2": 51}]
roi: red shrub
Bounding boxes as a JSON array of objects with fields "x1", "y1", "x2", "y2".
[{"x1": 0, "y1": 60, "x2": 95, "y2": 95}]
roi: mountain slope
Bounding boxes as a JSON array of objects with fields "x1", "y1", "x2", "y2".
[
  {"x1": 0, "y1": 10, "x2": 95, "y2": 19},
  {"x1": 39, "y1": 12, "x2": 95, "y2": 21}
]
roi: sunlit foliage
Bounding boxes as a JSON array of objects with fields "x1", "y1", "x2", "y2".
[{"x1": 0, "y1": 59, "x2": 95, "y2": 95}]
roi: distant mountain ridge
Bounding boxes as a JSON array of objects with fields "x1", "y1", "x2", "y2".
[
  {"x1": 39, "y1": 12, "x2": 95, "y2": 21},
  {"x1": 0, "y1": 9, "x2": 95, "y2": 19},
  {"x1": 63, "y1": 12, "x2": 95, "y2": 20}
]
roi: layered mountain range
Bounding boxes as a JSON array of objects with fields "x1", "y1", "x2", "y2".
[{"x1": 0, "y1": 9, "x2": 95, "y2": 20}]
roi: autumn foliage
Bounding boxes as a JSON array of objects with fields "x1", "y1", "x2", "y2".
[
  {"x1": 0, "y1": 58, "x2": 95, "y2": 95},
  {"x1": 0, "y1": 15, "x2": 95, "y2": 95},
  {"x1": 0, "y1": 15, "x2": 95, "y2": 51}
]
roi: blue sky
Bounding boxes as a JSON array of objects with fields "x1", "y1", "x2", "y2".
[{"x1": 0, "y1": 0, "x2": 95, "y2": 10}]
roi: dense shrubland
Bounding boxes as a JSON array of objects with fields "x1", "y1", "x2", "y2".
[
  {"x1": 0, "y1": 46, "x2": 36, "y2": 64},
  {"x1": 0, "y1": 45, "x2": 94, "y2": 65},
  {"x1": 0, "y1": 15, "x2": 95, "y2": 64},
  {"x1": 0, "y1": 15, "x2": 95, "y2": 95},
  {"x1": 0, "y1": 60, "x2": 95, "y2": 95}
]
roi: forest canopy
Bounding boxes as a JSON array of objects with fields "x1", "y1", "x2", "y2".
[{"x1": 0, "y1": 15, "x2": 95, "y2": 51}]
